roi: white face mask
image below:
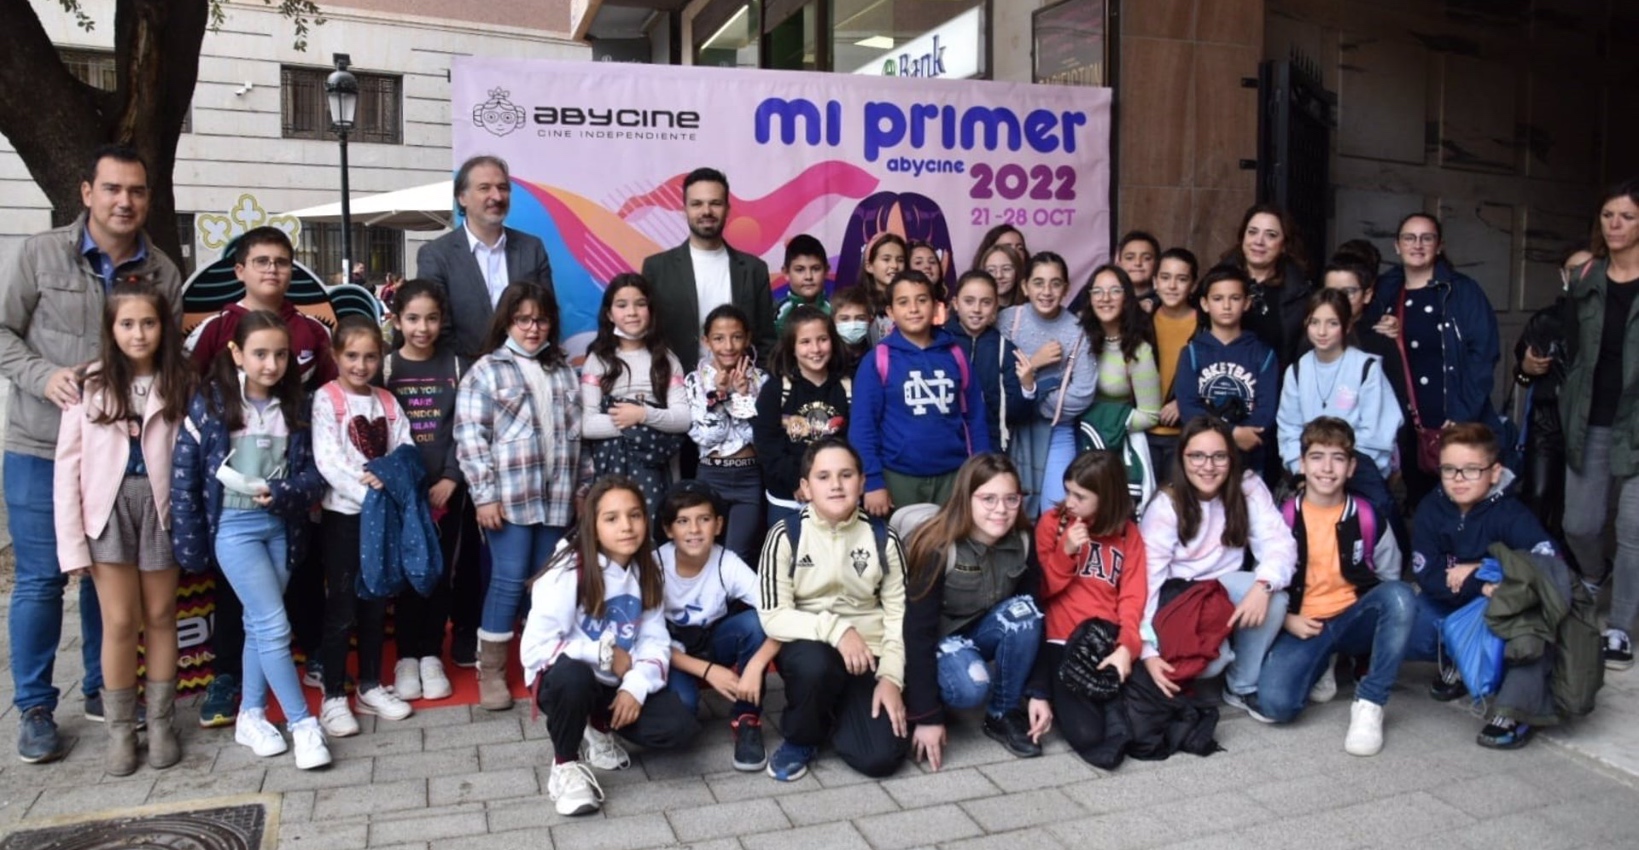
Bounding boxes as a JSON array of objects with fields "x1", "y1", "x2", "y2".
[
  {"x1": 613, "y1": 327, "x2": 643, "y2": 341},
  {"x1": 836, "y1": 320, "x2": 869, "y2": 344},
  {"x1": 505, "y1": 336, "x2": 547, "y2": 358}
]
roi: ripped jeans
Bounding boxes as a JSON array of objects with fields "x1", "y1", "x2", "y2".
[{"x1": 935, "y1": 595, "x2": 1043, "y2": 717}]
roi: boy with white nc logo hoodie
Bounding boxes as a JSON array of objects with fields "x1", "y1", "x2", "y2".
[{"x1": 849, "y1": 271, "x2": 989, "y2": 515}]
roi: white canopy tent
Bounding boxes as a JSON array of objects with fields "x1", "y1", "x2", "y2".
[{"x1": 284, "y1": 181, "x2": 455, "y2": 231}]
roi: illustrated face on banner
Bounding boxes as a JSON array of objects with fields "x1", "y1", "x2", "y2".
[{"x1": 451, "y1": 59, "x2": 1110, "y2": 348}]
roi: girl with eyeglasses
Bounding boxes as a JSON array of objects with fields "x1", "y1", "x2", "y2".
[
  {"x1": 1027, "y1": 450, "x2": 1148, "y2": 768},
  {"x1": 454, "y1": 281, "x2": 582, "y2": 710},
  {"x1": 1137, "y1": 416, "x2": 1297, "y2": 722},
  {"x1": 901, "y1": 453, "x2": 1043, "y2": 769},
  {"x1": 1365, "y1": 212, "x2": 1504, "y2": 510}
]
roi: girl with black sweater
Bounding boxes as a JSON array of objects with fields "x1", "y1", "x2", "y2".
[{"x1": 752, "y1": 306, "x2": 852, "y2": 529}]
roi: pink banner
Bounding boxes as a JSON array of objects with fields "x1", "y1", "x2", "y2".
[{"x1": 452, "y1": 58, "x2": 1111, "y2": 345}]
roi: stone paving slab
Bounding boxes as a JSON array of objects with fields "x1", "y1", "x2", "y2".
[{"x1": 2, "y1": 596, "x2": 1639, "y2": 849}]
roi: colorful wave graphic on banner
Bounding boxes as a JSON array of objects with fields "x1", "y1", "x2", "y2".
[{"x1": 502, "y1": 161, "x2": 879, "y2": 348}]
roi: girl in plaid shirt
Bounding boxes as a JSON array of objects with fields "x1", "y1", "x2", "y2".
[{"x1": 454, "y1": 282, "x2": 582, "y2": 711}]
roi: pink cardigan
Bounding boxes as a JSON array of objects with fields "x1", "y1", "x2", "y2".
[{"x1": 54, "y1": 380, "x2": 180, "y2": 572}]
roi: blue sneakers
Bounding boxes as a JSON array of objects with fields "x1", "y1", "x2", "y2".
[
  {"x1": 766, "y1": 741, "x2": 816, "y2": 782},
  {"x1": 199, "y1": 674, "x2": 241, "y2": 728},
  {"x1": 17, "y1": 706, "x2": 65, "y2": 764},
  {"x1": 1477, "y1": 715, "x2": 1533, "y2": 750}
]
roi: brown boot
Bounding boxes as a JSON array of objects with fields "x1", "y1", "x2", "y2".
[
  {"x1": 102, "y1": 687, "x2": 140, "y2": 776},
  {"x1": 477, "y1": 638, "x2": 513, "y2": 711},
  {"x1": 146, "y1": 679, "x2": 181, "y2": 769}
]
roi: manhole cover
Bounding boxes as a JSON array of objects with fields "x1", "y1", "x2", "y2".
[{"x1": 0, "y1": 801, "x2": 268, "y2": 850}]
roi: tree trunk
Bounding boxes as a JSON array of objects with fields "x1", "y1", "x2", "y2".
[{"x1": 0, "y1": 0, "x2": 208, "y2": 268}]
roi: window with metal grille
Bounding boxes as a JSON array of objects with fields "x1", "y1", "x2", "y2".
[
  {"x1": 58, "y1": 47, "x2": 192, "y2": 133},
  {"x1": 280, "y1": 66, "x2": 402, "y2": 144},
  {"x1": 295, "y1": 223, "x2": 404, "y2": 283}
]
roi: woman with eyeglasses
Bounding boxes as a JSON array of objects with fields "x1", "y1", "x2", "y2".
[
  {"x1": 1560, "y1": 178, "x2": 1639, "y2": 670},
  {"x1": 1366, "y1": 212, "x2": 1503, "y2": 509},
  {"x1": 1137, "y1": 416, "x2": 1297, "y2": 722},
  {"x1": 901, "y1": 453, "x2": 1044, "y2": 767},
  {"x1": 1219, "y1": 204, "x2": 1314, "y2": 367}
]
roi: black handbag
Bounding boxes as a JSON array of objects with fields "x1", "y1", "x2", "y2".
[{"x1": 1058, "y1": 617, "x2": 1124, "y2": 702}]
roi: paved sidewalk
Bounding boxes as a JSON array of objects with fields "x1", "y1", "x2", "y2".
[{"x1": 1, "y1": 592, "x2": 1639, "y2": 849}]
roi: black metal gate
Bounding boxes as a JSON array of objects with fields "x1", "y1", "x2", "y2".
[{"x1": 1257, "y1": 54, "x2": 1336, "y2": 268}]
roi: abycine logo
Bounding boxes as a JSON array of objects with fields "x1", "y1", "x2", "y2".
[{"x1": 473, "y1": 87, "x2": 526, "y2": 137}]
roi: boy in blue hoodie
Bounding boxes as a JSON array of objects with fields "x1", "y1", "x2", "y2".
[
  {"x1": 1406, "y1": 422, "x2": 1564, "y2": 749},
  {"x1": 946, "y1": 269, "x2": 1031, "y2": 454},
  {"x1": 850, "y1": 271, "x2": 990, "y2": 515},
  {"x1": 1176, "y1": 265, "x2": 1279, "y2": 475}
]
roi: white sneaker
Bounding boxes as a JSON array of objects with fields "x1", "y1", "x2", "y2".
[
  {"x1": 393, "y1": 658, "x2": 422, "y2": 701},
  {"x1": 302, "y1": 663, "x2": 324, "y2": 690},
  {"x1": 290, "y1": 717, "x2": 333, "y2": 770},
  {"x1": 320, "y1": 696, "x2": 360, "y2": 737},
  {"x1": 234, "y1": 708, "x2": 288, "y2": 757},
  {"x1": 419, "y1": 657, "x2": 453, "y2": 701},
  {"x1": 579, "y1": 725, "x2": 630, "y2": 771},
  {"x1": 1344, "y1": 699, "x2": 1385, "y2": 757},
  {"x1": 1310, "y1": 655, "x2": 1338, "y2": 704},
  {"x1": 356, "y1": 685, "x2": 414, "y2": 721},
  {"x1": 547, "y1": 760, "x2": 604, "y2": 816}
]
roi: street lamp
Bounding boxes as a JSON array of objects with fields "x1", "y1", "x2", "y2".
[{"x1": 325, "y1": 53, "x2": 359, "y2": 285}]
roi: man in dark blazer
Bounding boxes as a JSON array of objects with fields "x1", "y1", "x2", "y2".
[
  {"x1": 415, "y1": 155, "x2": 553, "y2": 358},
  {"x1": 642, "y1": 167, "x2": 777, "y2": 368}
]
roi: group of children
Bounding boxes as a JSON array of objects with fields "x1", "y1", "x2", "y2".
[{"x1": 50, "y1": 215, "x2": 1592, "y2": 818}]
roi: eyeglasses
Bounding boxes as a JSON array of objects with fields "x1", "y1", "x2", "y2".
[
  {"x1": 1439, "y1": 463, "x2": 1495, "y2": 481},
  {"x1": 247, "y1": 256, "x2": 293, "y2": 271},
  {"x1": 1086, "y1": 287, "x2": 1123, "y2": 301},
  {"x1": 984, "y1": 265, "x2": 1015, "y2": 277},
  {"x1": 1398, "y1": 233, "x2": 1439, "y2": 245},
  {"x1": 976, "y1": 493, "x2": 1023, "y2": 511},
  {"x1": 512, "y1": 316, "x2": 550, "y2": 330},
  {"x1": 1184, "y1": 451, "x2": 1232, "y2": 467}
]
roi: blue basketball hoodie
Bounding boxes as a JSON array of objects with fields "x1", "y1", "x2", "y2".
[
  {"x1": 848, "y1": 326, "x2": 991, "y2": 492},
  {"x1": 1174, "y1": 329, "x2": 1280, "y2": 469}
]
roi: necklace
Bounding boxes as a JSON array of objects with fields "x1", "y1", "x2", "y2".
[{"x1": 1314, "y1": 357, "x2": 1342, "y2": 408}]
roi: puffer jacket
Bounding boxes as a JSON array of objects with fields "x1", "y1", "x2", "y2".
[
  {"x1": 1559, "y1": 257, "x2": 1639, "y2": 476},
  {"x1": 0, "y1": 213, "x2": 182, "y2": 457},
  {"x1": 170, "y1": 388, "x2": 324, "y2": 574}
]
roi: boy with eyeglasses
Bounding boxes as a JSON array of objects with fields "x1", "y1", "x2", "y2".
[
  {"x1": 186, "y1": 227, "x2": 338, "y2": 389},
  {"x1": 183, "y1": 226, "x2": 338, "y2": 730},
  {"x1": 1406, "y1": 422, "x2": 1564, "y2": 749}
]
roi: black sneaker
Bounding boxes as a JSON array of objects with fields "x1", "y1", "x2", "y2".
[
  {"x1": 17, "y1": 706, "x2": 65, "y2": 764},
  {"x1": 731, "y1": 714, "x2": 767, "y2": 772},
  {"x1": 1477, "y1": 715, "x2": 1533, "y2": 750},
  {"x1": 1604, "y1": 630, "x2": 1634, "y2": 671},
  {"x1": 451, "y1": 630, "x2": 479, "y2": 669},
  {"x1": 84, "y1": 692, "x2": 147, "y2": 730},
  {"x1": 1430, "y1": 654, "x2": 1468, "y2": 702},
  {"x1": 983, "y1": 709, "x2": 1042, "y2": 758}
]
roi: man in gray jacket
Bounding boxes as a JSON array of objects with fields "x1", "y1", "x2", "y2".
[{"x1": 0, "y1": 144, "x2": 182, "y2": 763}]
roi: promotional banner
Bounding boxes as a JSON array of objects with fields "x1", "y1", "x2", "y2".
[{"x1": 452, "y1": 58, "x2": 1111, "y2": 348}]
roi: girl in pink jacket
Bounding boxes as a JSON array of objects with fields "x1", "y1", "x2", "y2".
[{"x1": 55, "y1": 282, "x2": 196, "y2": 776}]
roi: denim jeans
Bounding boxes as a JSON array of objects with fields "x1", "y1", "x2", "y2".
[
  {"x1": 1564, "y1": 427, "x2": 1639, "y2": 632},
  {"x1": 215, "y1": 508, "x2": 309, "y2": 724},
  {"x1": 935, "y1": 595, "x2": 1043, "y2": 717},
  {"x1": 1039, "y1": 423, "x2": 1079, "y2": 509},
  {"x1": 6, "y1": 452, "x2": 102, "y2": 712},
  {"x1": 1404, "y1": 592, "x2": 1456, "y2": 664},
  {"x1": 1258, "y1": 582, "x2": 1416, "y2": 721},
  {"x1": 1200, "y1": 571, "x2": 1290, "y2": 696},
  {"x1": 698, "y1": 463, "x2": 765, "y2": 567},
  {"x1": 482, "y1": 521, "x2": 565, "y2": 637},
  {"x1": 765, "y1": 501, "x2": 800, "y2": 534},
  {"x1": 668, "y1": 608, "x2": 768, "y2": 718}
]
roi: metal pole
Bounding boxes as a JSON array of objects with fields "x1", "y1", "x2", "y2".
[{"x1": 339, "y1": 131, "x2": 353, "y2": 283}]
